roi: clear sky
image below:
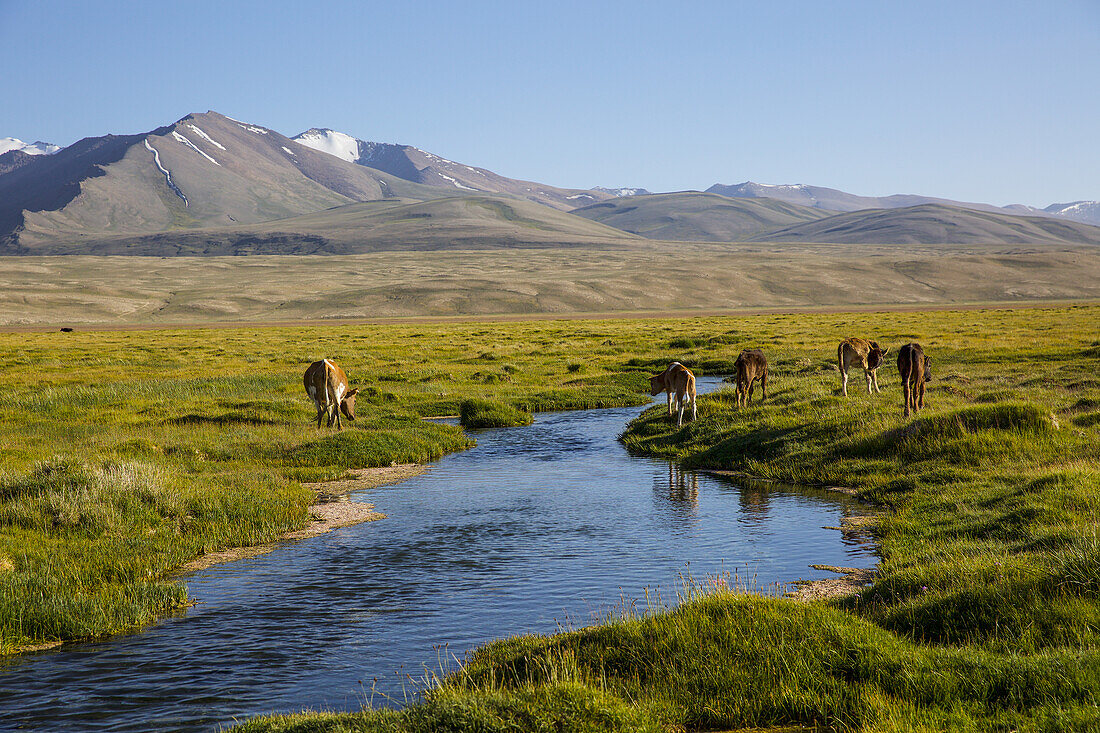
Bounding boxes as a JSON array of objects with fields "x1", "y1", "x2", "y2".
[{"x1": 2, "y1": 0, "x2": 1097, "y2": 206}]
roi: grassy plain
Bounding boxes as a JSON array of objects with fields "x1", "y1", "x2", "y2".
[{"x1": 223, "y1": 305, "x2": 1100, "y2": 732}]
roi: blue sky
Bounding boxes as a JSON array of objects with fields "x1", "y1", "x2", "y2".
[{"x1": 2, "y1": 0, "x2": 1097, "y2": 205}]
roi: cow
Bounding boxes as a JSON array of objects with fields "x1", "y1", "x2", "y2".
[
  {"x1": 896, "y1": 343, "x2": 932, "y2": 418},
  {"x1": 649, "y1": 361, "x2": 697, "y2": 427},
  {"x1": 304, "y1": 359, "x2": 359, "y2": 429},
  {"x1": 838, "y1": 338, "x2": 889, "y2": 397},
  {"x1": 733, "y1": 349, "x2": 768, "y2": 407}
]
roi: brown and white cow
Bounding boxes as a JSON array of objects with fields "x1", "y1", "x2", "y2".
[
  {"x1": 304, "y1": 359, "x2": 359, "y2": 429},
  {"x1": 838, "y1": 338, "x2": 889, "y2": 397},
  {"x1": 649, "y1": 361, "x2": 697, "y2": 427},
  {"x1": 896, "y1": 343, "x2": 932, "y2": 418},
  {"x1": 733, "y1": 349, "x2": 768, "y2": 407}
]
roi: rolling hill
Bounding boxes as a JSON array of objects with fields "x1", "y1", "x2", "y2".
[
  {"x1": 748, "y1": 203, "x2": 1100, "y2": 245},
  {"x1": 0, "y1": 112, "x2": 449, "y2": 252},
  {"x1": 13, "y1": 194, "x2": 640, "y2": 256},
  {"x1": 293, "y1": 128, "x2": 614, "y2": 211},
  {"x1": 570, "y1": 191, "x2": 832, "y2": 241}
]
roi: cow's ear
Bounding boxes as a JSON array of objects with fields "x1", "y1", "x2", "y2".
[
  {"x1": 346, "y1": 388, "x2": 359, "y2": 397},
  {"x1": 881, "y1": 346, "x2": 890, "y2": 355}
]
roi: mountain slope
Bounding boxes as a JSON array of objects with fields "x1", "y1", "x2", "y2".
[
  {"x1": 748, "y1": 203, "x2": 1100, "y2": 245},
  {"x1": 293, "y1": 128, "x2": 614, "y2": 211},
  {"x1": 1, "y1": 112, "x2": 449, "y2": 251},
  {"x1": 1045, "y1": 201, "x2": 1100, "y2": 226},
  {"x1": 570, "y1": 191, "x2": 831, "y2": 241},
  {"x1": 18, "y1": 194, "x2": 641, "y2": 256}
]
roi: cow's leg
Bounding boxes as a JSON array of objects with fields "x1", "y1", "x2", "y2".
[
  {"x1": 917, "y1": 380, "x2": 925, "y2": 412},
  {"x1": 903, "y1": 379, "x2": 912, "y2": 418},
  {"x1": 747, "y1": 381, "x2": 754, "y2": 404},
  {"x1": 872, "y1": 370, "x2": 882, "y2": 394},
  {"x1": 676, "y1": 391, "x2": 685, "y2": 427},
  {"x1": 315, "y1": 402, "x2": 324, "y2": 428},
  {"x1": 865, "y1": 370, "x2": 874, "y2": 395},
  {"x1": 690, "y1": 393, "x2": 697, "y2": 422},
  {"x1": 667, "y1": 391, "x2": 674, "y2": 417},
  {"x1": 841, "y1": 367, "x2": 849, "y2": 397}
]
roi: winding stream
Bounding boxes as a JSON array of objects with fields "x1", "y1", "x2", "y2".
[{"x1": 0, "y1": 378, "x2": 875, "y2": 732}]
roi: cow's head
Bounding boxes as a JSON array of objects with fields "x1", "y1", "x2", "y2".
[
  {"x1": 867, "y1": 342, "x2": 889, "y2": 369},
  {"x1": 649, "y1": 374, "x2": 666, "y2": 396},
  {"x1": 923, "y1": 356, "x2": 932, "y2": 381},
  {"x1": 340, "y1": 388, "x2": 359, "y2": 421}
]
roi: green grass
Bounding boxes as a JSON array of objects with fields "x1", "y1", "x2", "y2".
[
  {"x1": 459, "y1": 398, "x2": 533, "y2": 428},
  {"x1": 224, "y1": 304, "x2": 1100, "y2": 732}
]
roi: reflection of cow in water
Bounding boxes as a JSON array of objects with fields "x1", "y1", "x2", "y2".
[
  {"x1": 649, "y1": 362, "x2": 697, "y2": 427},
  {"x1": 738, "y1": 480, "x2": 771, "y2": 523},
  {"x1": 654, "y1": 463, "x2": 699, "y2": 515}
]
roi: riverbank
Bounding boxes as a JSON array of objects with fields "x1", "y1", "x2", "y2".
[
  {"x1": 175, "y1": 464, "x2": 424, "y2": 574},
  {"x1": 232, "y1": 304, "x2": 1100, "y2": 732}
]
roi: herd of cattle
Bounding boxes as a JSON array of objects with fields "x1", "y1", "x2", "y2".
[
  {"x1": 305, "y1": 339, "x2": 933, "y2": 430},
  {"x1": 648, "y1": 338, "x2": 932, "y2": 427}
]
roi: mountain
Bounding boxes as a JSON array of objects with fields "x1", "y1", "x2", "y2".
[
  {"x1": 705, "y1": 181, "x2": 1025, "y2": 216},
  {"x1": 0, "y1": 137, "x2": 61, "y2": 156},
  {"x1": 592, "y1": 187, "x2": 651, "y2": 197},
  {"x1": 0, "y1": 112, "x2": 447, "y2": 251},
  {"x1": 1045, "y1": 201, "x2": 1100, "y2": 226},
  {"x1": 571, "y1": 191, "x2": 831, "y2": 241},
  {"x1": 707, "y1": 181, "x2": 1100, "y2": 228},
  {"x1": 292, "y1": 128, "x2": 614, "y2": 211},
  {"x1": 747, "y1": 203, "x2": 1100, "y2": 245},
  {"x1": 15, "y1": 194, "x2": 640, "y2": 256}
]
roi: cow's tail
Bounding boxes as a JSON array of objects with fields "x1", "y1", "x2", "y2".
[
  {"x1": 837, "y1": 342, "x2": 844, "y2": 374},
  {"x1": 324, "y1": 360, "x2": 333, "y2": 424}
]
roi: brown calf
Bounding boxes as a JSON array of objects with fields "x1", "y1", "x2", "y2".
[
  {"x1": 838, "y1": 338, "x2": 889, "y2": 397},
  {"x1": 649, "y1": 361, "x2": 697, "y2": 427},
  {"x1": 896, "y1": 343, "x2": 932, "y2": 418},
  {"x1": 734, "y1": 349, "x2": 768, "y2": 407},
  {"x1": 304, "y1": 359, "x2": 359, "y2": 429}
]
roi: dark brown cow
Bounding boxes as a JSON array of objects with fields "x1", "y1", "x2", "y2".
[
  {"x1": 304, "y1": 359, "x2": 359, "y2": 429},
  {"x1": 838, "y1": 338, "x2": 889, "y2": 397},
  {"x1": 896, "y1": 343, "x2": 932, "y2": 417},
  {"x1": 649, "y1": 361, "x2": 697, "y2": 427},
  {"x1": 734, "y1": 349, "x2": 768, "y2": 407}
]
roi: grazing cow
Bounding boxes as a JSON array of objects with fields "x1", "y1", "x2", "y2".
[
  {"x1": 896, "y1": 343, "x2": 932, "y2": 418},
  {"x1": 304, "y1": 359, "x2": 359, "y2": 429},
  {"x1": 838, "y1": 338, "x2": 889, "y2": 397},
  {"x1": 649, "y1": 361, "x2": 697, "y2": 427},
  {"x1": 733, "y1": 349, "x2": 768, "y2": 407}
]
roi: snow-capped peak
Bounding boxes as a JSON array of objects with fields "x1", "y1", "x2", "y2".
[
  {"x1": 0, "y1": 137, "x2": 62, "y2": 156},
  {"x1": 593, "y1": 186, "x2": 650, "y2": 197},
  {"x1": 292, "y1": 128, "x2": 361, "y2": 163}
]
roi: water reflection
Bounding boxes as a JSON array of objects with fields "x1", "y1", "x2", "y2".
[{"x1": 654, "y1": 462, "x2": 700, "y2": 517}]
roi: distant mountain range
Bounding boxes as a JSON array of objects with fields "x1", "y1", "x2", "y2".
[
  {"x1": 291, "y1": 128, "x2": 614, "y2": 211},
  {"x1": 2, "y1": 111, "x2": 1099, "y2": 254},
  {"x1": 706, "y1": 181, "x2": 1100, "y2": 226}
]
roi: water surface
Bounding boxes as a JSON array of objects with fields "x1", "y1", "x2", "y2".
[{"x1": 0, "y1": 378, "x2": 875, "y2": 732}]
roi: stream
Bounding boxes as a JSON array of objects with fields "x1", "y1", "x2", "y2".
[{"x1": 0, "y1": 378, "x2": 875, "y2": 732}]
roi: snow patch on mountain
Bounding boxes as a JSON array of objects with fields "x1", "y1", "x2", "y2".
[
  {"x1": 292, "y1": 129, "x2": 360, "y2": 162},
  {"x1": 172, "y1": 131, "x2": 221, "y2": 166},
  {"x1": 237, "y1": 123, "x2": 269, "y2": 135},
  {"x1": 187, "y1": 124, "x2": 226, "y2": 150},
  {"x1": 593, "y1": 187, "x2": 650, "y2": 197},
  {"x1": 145, "y1": 139, "x2": 187, "y2": 205},
  {"x1": 281, "y1": 146, "x2": 296, "y2": 156},
  {"x1": 435, "y1": 171, "x2": 478, "y2": 191},
  {"x1": 0, "y1": 137, "x2": 62, "y2": 156}
]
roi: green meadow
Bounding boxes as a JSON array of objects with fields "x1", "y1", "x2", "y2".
[{"x1": 3, "y1": 305, "x2": 1099, "y2": 731}]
